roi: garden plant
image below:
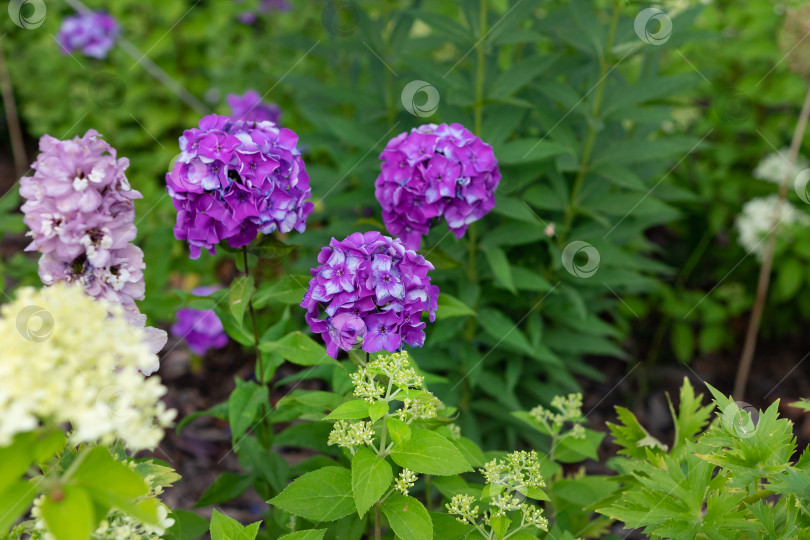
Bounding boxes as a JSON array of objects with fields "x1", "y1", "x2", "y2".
[{"x1": 1, "y1": 0, "x2": 810, "y2": 539}]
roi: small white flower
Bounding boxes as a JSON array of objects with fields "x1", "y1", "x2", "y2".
[
  {"x1": 736, "y1": 195, "x2": 809, "y2": 260},
  {"x1": 88, "y1": 166, "x2": 106, "y2": 183},
  {"x1": 73, "y1": 175, "x2": 89, "y2": 191}
]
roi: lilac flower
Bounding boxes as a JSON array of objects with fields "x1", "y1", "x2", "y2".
[
  {"x1": 227, "y1": 90, "x2": 282, "y2": 125},
  {"x1": 57, "y1": 11, "x2": 119, "y2": 59},
  {"x1": 301, "y1": 232, "x2": 439, "y2": 358},
  {"x1": 236, "y1": 0, "x2": 291, "y2": 24},
  {"x1": 20, "y1": 130, "x2": 167, "y2": 370},
  {"x1": 171, "y1": 286, "x2": 228, "y2": 356},
  {"x1": 375, "y1": 123, "x2": 501, "y2": 250},
  {"x1": 167, "y1": 114, "x2": 313, "y2": 259}
]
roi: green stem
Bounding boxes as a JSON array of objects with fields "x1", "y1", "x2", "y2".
[
  {"x1": 473, "y1": 0, "x2": 487, "y2": 136},
  {"x1": 375, "y1": 502, "x2": 382, "y2": 540},
  {"x1": 242, "y1": 247, "x2": 265, "y2": 383},
  {"x1": 558, "y1": 2, "x2": 621, "y2": 246}
]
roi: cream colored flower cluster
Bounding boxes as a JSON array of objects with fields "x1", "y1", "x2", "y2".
[
  {"x1": 0, "y1": 284, "x2": 175, "y2": 451},
  {"x1": 736, "y1": 195, "x2": 808, "y2": 260}
]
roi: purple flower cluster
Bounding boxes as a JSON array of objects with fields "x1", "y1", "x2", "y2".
[
  {"x1": 171, "y1": 286, "x2": 228, "y2": 356},
  {"x1": 166, "y1": 114, "x2": 314, "y2": 259},
  {"x1": 57, "y1": 11, "x2": 119, "y2": 59},
  {"x1": 20, "y1": 130, "x2": 167, "y2": 365},
  {"x1": 236, "y1": 0, "x2": 291, "y2": 24},
  {"x1": 227, "y1": 90, "x2": 281, "y2": 125},
  {"x1": 301, "y1": 232, "x2": 439, "y2": 358},
  {"x1": 375, "y1": 123, "x2": 500, "y2": 250}
]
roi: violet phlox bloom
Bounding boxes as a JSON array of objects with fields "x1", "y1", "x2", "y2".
[
  {"x1": 301, "y1": 232, "x2": 439, "y2": 358},
  {"x1": 227, "y1": 90, "x2": 282, "y2": 125},
  {"x1": 19, "y1": 130, "x2": 167, "y2": 368},
  {"x1": 167, "y1": 114, "x2": 313, "y2": 259},
  {"x1": 375, "y1": 123, "x2": 500, "y2": 250},
  {"x1": 171, "y1": 286, "x2": 228, "y2": 356},
  {"x1": 57, "y1": 11, "x2": 119, "y2": 59}
]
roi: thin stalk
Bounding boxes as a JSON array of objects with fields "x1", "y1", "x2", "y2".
[
  {"x1": 734, "y1": 82, "x2": 810, "y2": 400},
  {"x1": 242, "y1": 247, "x2": 265, "y2": 383},
  {"x1": 0, "y1": 41, "x2": 27, "y2": 179},
  {"x1": 473, "y1": 0, "x2": 487, "y2": 135},
  {"x1": 559, "y1": 2, "x2": 621, "y2": 246},
  {"x1": 375, "y1": 502, "x2": 382, "y2": 540}
]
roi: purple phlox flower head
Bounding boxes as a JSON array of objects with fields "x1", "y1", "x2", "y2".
[
  {"x1": 57, "y1": 11, "x2": 119, "y2": 59},
  {"x1": 235, "y1": 0, "x2": 291, "y2": 23},
  {"x1": 20, "y1": 130, "x2": 167, "y2": 372},
  {"x1": 171, "y1": 286, "x2": 228, "y2": 356},
  {"x1": 301, "y1": 232, "x2": 439, "y2": 358},
  {"x1": 167, "y1": 114, "x2": 314, "y2": 259},
  {"x1": 375, "y1": 123, "x2": 500, "y2": 250},
  {"x1": 227, "y1": 90, "x2": 282, "y2": 125}
]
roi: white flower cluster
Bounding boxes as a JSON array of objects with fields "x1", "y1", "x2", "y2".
[
  {"x1": 394, "y1": 468, "x2": 418, "y2": 495},
  {"x1": 351, "y1": 351, "x2": 425, "y2": 404},
  {"x1": 482, "y1": 450, "x2": 546, "y2": 494},
  {"x1": 397, "y1": 395, "x2": 440, "y2": 423},
  {"x1": 753, "y1": 149, "x2": 808, "y2": 184},
  {"x1": 736, "y1": 195, "x2": 809, "y2": 259},
  {"x1": 530, "y1": 393, "x2": 585, "y2": 437},
  {"x1": 327, "y1": 420, "x2": 375, "y2": 451},
  {"x1": 0, "y1": 284, "x2": 175, "y2": 451}
]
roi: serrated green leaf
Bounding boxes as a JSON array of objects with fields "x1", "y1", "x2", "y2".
[
  {"x1": 351, "y1": 448, "x2": 393, "y2": 517},
  {"x1": 269, "y1": 467, "x2": 354, "y2": 522},
  {"x1": 390, "y1": 430, "x2": 472, "y2": 476},
  {"x1": 381, "y1": 494, "x2": 432, "y2": 540}
]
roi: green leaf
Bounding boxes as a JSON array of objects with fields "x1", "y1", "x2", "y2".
[
  {"x1": 247, "y1": 235, "x2": 298, "y2": 260},
  {"x1": 381, "y1": 494, "x2": 432, "y2": 540},
  {"x1": 210, "y1": 509, "x2": 261, "y2": 540},
  {"x1": 177, "y1": 401, "x2": 228, "y2": 432},
  {"x1": 430, "y1": 512, "x2": 475, "y2": 539},
  {"x1": 668, "y1": 377, "x2": 713, "y2": 457},
  {"x1": 260, "y1": 331, "x2": 336, "y2": 366},
  {"x1": 71, "y1": 447, "x2": 156, "y2": 523},
  {"x1": 228, "y1": 378, "x2": 269, "y2": 442},
  {"x1": 484, "y1": 247, "x2": 516, "y2": 294},
  {"x1": 606, "y1": 407, "x2": 667, "y2": 459},
  {"x1": 386, "y1": 417, "x2": 412, "y2": 447},
  {"x1": 236, "y1": 436, "x2": 289, "y2": 493},
  {"x1": 490, "y1": 514, "x2": 511, "y2": 539},
  {"x1": 229, "y1": 275, "x2": 255, "y2": 325},
  {"x1": 0, "y1": 480, "x2": 37, "y2": 531},
  {"x1": 278, "y1": 531, "x2": 328, "y2": 540},
  {"x1": 477, "y1": 308, "x2": 533, "y2": 357},
  {"x1": 671, "y1": 322, "x2": 694, "y2": 363},
  {"x1": 453, "y1": 437, "x2": 486, "y2": 468},
  {"x1": 368, "y1": 401, "x2": 389, "y2": 422},
  {"x1": 253, "y1": 274, "x2": 311, "y2": 307},
  {"x1": 325, "y1": 399, "x2": 371, "y2": 420},
  {"x1": 167, "y1": 510, "x2": 210, "y2": 540},
  {"x1": 269, "y1": 467, "x2": 355, "y2": 522},
  {"x1": 493, "y1": 139, "x2": 569, "y2": 165},
  {"x1": 195, "y1": 472, "x2": 254, "y2": 507},
  {"x1": 436, "y1": 293, "x2": 476, "y2": 319},
  {"x1": 390, "y1": 430, "x2": 472, "y2": 476},
  {"x1": 351, "y1": 448, "x2": 393, "y2": 517},
  {"x1": 41, "y1": 486, "x2": 96, "y2": 540}
]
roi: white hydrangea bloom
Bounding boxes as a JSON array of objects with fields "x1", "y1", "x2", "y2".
[
  {"x1": 0, "y1": 284, "x2": 175, "y2": 451},
  {"x1": 753, "y1": 149, "x2": 809, "y2": 184},
  {"x1": 736, "y1": 195, "x2": 809, "y2": 260}
]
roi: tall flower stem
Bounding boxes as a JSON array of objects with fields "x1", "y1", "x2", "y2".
[
  {"x1": 473, "y1": 0, "x2": 487, "y2": 136},
  {"x1": 734, "y1": 82, "x2": 810, "y2": 399},
  {"x1": 0, "y1": 41, "x2": 27, "y2": 179},
  {"x1": 374, "y1": 502, "x2": 382, "y2": 540},
  {"x1": 242, "y1": 247, "x2": 265, "y2": 383},
  {"x1": 558, "y1": 1, "x2": 620, "y2": 247}
]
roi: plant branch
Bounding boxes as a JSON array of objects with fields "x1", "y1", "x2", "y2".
[
  {"x1": 242, "y1": 247, "x2": 265, "y2": 383},
  {"x1": 0, "y1": 41, "x2": 28, "y2": 179},
  {"x1": 734, "y1": 81, "x2": 810, "y2": 400}
]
